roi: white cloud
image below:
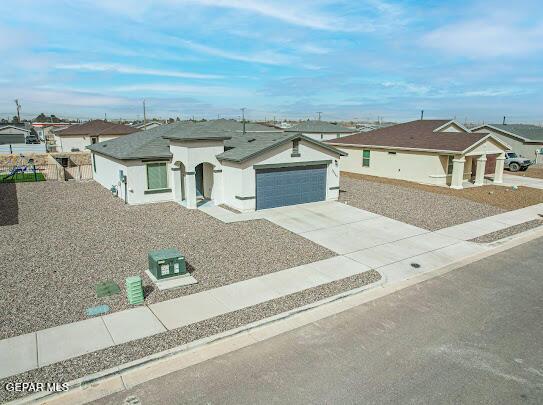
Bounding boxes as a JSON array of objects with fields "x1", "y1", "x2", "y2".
[
  {"x1": 381, "y1": 81, "x2": 430, "y2": 95},
  {"x1": 174, "y1": 39, "x2": 293, "y2": 65},
  {"x1": 112, "y1": 83, "x2": 253, "y2": 97},
  {"x1": 422, "y1": 19, "x2": 543, "y2": 58},
  {"x1": 55, "y1": 63, "x2": 222, "y2": 79},
  {"x1": 179, "y1": 0, "x2": 358, "y2": 32}
]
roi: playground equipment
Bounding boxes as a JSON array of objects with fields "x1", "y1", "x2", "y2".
[{"x1": 1, "y1": 155, "x2": 40, "y2": 182}]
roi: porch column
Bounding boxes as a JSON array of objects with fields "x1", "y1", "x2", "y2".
[
  {"x1": 185, "y1": 171, "x2": 198, "y2": 209},
  {"x1": 171, "y1": 167, "x2": 182, "y2": 203},
  {"x1": 450, "y1": 157, "x2": 465, "y2": 189},
  {"x1": 474, "y1": 154, "x2": 487, "y2": 186},
  {"x1": 494, "y1": 152, "x2": 505, "y2": 184},
  {"x1": 212, "y1": 169, "x2": 223, "y2": 204}
]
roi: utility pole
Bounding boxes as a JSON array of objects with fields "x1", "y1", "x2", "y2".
[
  {"x1": 14, "y1": 99, "x2": 21, "y2": 122},
  {"x1": 104, "y1": 112, "x2": 107, "y2": 121},
  {"x1": 241, "y1": 107, "x2": 246, "y2": 134},
  {"x1": 143, "y1": 100, "x2": 147, "y2": 130},
  {"x1": 420, "y1": 110, "x2": 424, "y2": 120},
  {"x1": 316, "y1": 111, "x2": 322, "y2": 121}
]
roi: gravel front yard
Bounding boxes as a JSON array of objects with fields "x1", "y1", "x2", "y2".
[
  {"x1": 339, "y1": 175, "x2": 507, "y2": 230},
  {"x1": 0, "y1": 181, "x2": 335, "y2": 339},
  {"x1": 0, "y1": 270, "x2": 380, "y2": 403},
  {"x1": 469, "y1": 219, "x2": 543, "y2": 243}
]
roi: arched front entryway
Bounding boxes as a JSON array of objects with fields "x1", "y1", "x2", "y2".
[{"x1": 195, "y1": 162, "x2": 215, "y2": 201}]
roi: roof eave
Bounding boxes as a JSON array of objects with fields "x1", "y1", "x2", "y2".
[
  {"x1": 471, "y1": 124, "x2": 531, "y2": 143},
  {"x1": 327, "y1": 142, "x2": 463, "y2": 154},
  {"x1": 218, "y1": 133, "x2": 346, "y2": 163}
]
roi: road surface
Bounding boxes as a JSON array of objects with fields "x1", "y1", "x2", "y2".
[{"x1": 98, "y1": 237, "x2": 543, "y2": 404}]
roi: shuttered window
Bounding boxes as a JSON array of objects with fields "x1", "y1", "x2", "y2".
[
  {"x1": 362, "y1": 150, "x2": 370, "y2": 167},
  {"x1": 146, "y1": 163, "x2": 168, "y2": 190}
]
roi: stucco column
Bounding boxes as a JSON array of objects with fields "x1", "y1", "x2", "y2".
[
  {"x1": 450, "y1": 157, "x2": 465, "y2": 189},
  {"x1": 212, "y1": 169, "x2": 223, "y2": 204},
  {"x1": 185, "y1": 171, "x2": 198, "y2": 209},
  {"x1": 494, "y1": 152, "x2": 505, "y2": 184},
  {"x1": 474, "y1": 154, "x2": 487, "y2": 186},
  {"x1": 171, "y1": 167, "x2": 182, "y2": 203}
]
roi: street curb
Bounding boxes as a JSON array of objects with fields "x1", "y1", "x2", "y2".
[{"x1": 11, "y1": 227, "x2": 543, "y2": 405}]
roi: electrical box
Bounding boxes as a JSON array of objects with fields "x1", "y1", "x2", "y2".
[
  {"x1": 119, "y1": 169, "x2": 126, "y2": 183},
  {"x1": 148, "y1": 248, "x2": 187, "y2": 280}
]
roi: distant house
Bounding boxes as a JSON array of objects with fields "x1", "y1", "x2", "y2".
[
  {"x1": 54, "y1": 120, "x2": 139, "y2": 152},
  {"x1": 87, "y1": 119, "x2": 345, "y2": 211},
  {"x1": 328, "y1": 119, "x2": 510, "y2": 189},
  {"x1": 471, "y1": 124, "x2": 543, "y2": 164},
  {"x1": 133, "y1": 121, "x2": 164, "y2": 131},
  {"x1": 0, "y1": 125, "x2": 30, "y2": 145},
  {"x1": 285, "y1": 120, "x2": 357, "y2": 141}
]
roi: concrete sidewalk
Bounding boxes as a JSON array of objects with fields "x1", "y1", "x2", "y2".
[{"x1": 2, "y1": 202, "x2": 542, "y2": 380}]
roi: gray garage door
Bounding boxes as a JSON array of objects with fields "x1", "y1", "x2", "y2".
[{"x1": 256, "y1": 165, "x2": 327, "y2": 210}]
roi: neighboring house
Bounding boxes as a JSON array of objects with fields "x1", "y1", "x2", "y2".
[
  {"x1": 328, "y1": 119, "x2": 510, "y2": 189},
  {"x1": 133, "y1": 121, "x2": 164, "y2": 131},
  {"x1": 471, "y1": 124, "x2": 543, "y2": 164},
  {"x1": 285, "y1": 120, "x2": 357, "y2": 141},
  {"x1": 0, "y1": 125, "x2": 30, "y2": 144},
  {"x1": 54, "y1": 120, "x2": 139, "y2": 152},
  {"x1": 87, "y1": 119, "x2": 346, "y2": 211}
]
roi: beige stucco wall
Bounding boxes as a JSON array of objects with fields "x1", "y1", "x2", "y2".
[
  {"x1": 337, "y1": 146, "x2": 450, "y2": 186},
  {"x1": 55, "y1": 134, "x2": 127, "y2": 152},
  {"x1": 473, "y1": 127, "x2": 542, "y2": 161}
]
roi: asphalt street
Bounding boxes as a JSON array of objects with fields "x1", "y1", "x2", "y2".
[{"x1": 97, "y1": 237, "x2": 543, "y2": 405}]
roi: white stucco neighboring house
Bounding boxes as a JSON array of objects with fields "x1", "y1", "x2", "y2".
[
  {"x1": 132, "y1": 121, "x2": 164, "y2": 131},
  {"x1": 54, "y1": 120, "x2": 139, "y2": 152},
  {"x1": 471, "y1": 123, "x2": 543, "y2": 164},
  {"x1": 285, "y1": 120, "x2": 357, "y2": 141},
  {"x1": 87, "y1": 119, "x2": 346, "y2": 211},
  {"x1": 328, "y1": 119, "x2": 511, "y2": 189}
]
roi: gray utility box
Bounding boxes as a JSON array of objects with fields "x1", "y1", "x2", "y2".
[{"x1": 148, "y1": 248, "x2": 187, "y2": 280}]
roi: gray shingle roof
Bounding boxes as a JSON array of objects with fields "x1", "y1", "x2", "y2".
[
  {"x1": 286, "y1": 120, "x2": 356, "y2": 133},
  {"x1": 217, "y1": 132, "x2": 346, "y2": 162},
  {"x1": 88, "y1": 119, "x2": 345, "y2": 162},
  {"x1": 87, "y1": 126, "x2": 173, "y2": 159},
  {"x1": 482, "y1": 124, "x2": 543, "y2": 142}
]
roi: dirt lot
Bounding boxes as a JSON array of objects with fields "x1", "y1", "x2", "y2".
[
  {"x1": 340, "y1": 173, "x2": 543, "y2": 230},
  {"x1": 0, "y1": 181, "x2": 334, "y2": 339}
]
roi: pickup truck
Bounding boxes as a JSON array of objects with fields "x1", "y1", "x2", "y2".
[{"x1": 505, "y1": 152, "x2": 533, "y2": 172}]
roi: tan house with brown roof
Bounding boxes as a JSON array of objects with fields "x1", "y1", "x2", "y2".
[
  {"x1": 327, "y1": 119, "x2": 510, "y2": 189},
  {"x1": 54, "y1": 120, "x2": 139, "y2": 152}
]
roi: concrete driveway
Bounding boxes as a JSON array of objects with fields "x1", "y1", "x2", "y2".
[
  {"x1": 257, "y1": 201, "x2": 429, "y2": 254},
  {"x1": 503, "y1": 173, "x2": 543, "y2": 189}
]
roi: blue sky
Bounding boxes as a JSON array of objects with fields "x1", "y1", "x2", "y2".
[{"x1": 1, "y1": 0, "x2": 542, "y2": 122}]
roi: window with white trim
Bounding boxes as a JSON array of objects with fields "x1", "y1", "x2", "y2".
[
  {"x1": 362, "y1": 150, "x2": 370, "y2": 167},
  {"x1": 146, "y1": 162, "x2": 168, "y2": 190}
]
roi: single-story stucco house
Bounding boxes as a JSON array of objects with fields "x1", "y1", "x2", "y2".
[
  {"x1": 54, "y1": 120, "x2": 139, "y2": 152},
  {"x1": 327, "y1": 119, "x2": 511, "y2": 189},
  {"x1": 285, "y1": 120, "x2": 357, "y2": 141},
  {"x1": 471, "y1": 123, "x2": 543, "y2": 164},
  {"x1": 87, "y1": 119, "x2": 346, "y2": 211}
]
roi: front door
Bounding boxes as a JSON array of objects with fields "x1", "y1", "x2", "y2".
[{"x1": 195, "y1": 164, "x2": 203, "y2": 197}]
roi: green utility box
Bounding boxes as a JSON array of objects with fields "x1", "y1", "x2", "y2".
[
  {"x1": 148, "y1": 248, "x2": 187, "y2": 280},
  {"x1": 126, "y1": 276, "x2": 144, "y2": 305}
]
